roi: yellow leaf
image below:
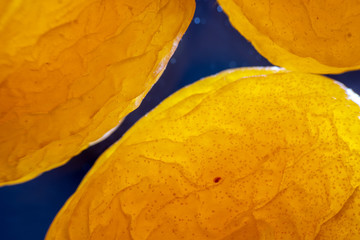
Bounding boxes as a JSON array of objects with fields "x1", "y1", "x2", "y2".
[
  {"x1": 316, "y1": 187, "x2": 360, "y2": 240},
  {"x1": 47, "y1": 67, "x2": 360, "y2": 239},
  {"x1": 0, "y1": 0, "x2": 195, "y2": 186},
  {"x1": 217, "y1": 0, "x2": 360, "y2": 74}
]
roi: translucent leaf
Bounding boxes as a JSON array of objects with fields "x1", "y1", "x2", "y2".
[
  {"x1": 47, "y1": 67, "x2": 360, "y2": 239},
  {"x1": 217, "y1": 0, "x2": 360, "y2": 74},
  {"x1": 0, "y1": 0, "x2": 195, "y2": 186}
]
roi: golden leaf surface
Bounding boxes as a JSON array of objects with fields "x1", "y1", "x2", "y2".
[
  {"x1": 217, "y1": 0, "x2": 360, "y2": 74},
  {"x1": 47, "y1": 67, "x2": 360, "y2": 239},
  {"x1": 0, "y1": 0, "x2": 195, "y2": 186}
]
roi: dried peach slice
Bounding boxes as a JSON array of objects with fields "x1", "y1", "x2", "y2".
[
  {"x1": 0, "y1": 0, "x2": 195, "y2": 186},
  {"x1": 217, "y1": 0, "x2": 360, "y2": 74},
  {"x1": 47, "y1": 67, "x2": 360, "y2": 239}
]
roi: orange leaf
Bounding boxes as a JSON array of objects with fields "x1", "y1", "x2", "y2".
[
  {"x1": 218, "y1": 0, "x2": 360, "y2": 74},
  {"x1": 0, "y1": 0, "x2": 195, "y2": 186}
]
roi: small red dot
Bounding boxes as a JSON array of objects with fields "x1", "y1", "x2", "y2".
[{"x1": 213, "y1": 177, "x2": 221, "y2": 183}]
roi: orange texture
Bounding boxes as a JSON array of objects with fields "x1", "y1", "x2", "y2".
[
  {"x1": 47, "y1": 67, "x2": 360, "y2": 239},
  {"x1": 217, "y1": 0, "x2": 360, "y2": 74},
  {"x1": 0, "y1": 0, "x2": 195, "y2": 186}
]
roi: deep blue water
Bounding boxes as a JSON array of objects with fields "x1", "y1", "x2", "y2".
[{"x1": 1, "y1": 0, "x2": 359, "y2": 239}]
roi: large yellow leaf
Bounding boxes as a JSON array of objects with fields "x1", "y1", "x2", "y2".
[
  {"x1": 217, "y1": 0, "x2": 360, "y2": 74},
  {"x1": 0, "y1": 0, "x2": 195, "y2": 186},
  {"x1": 47, "y1": 67, "x2": 360, "y2": 239}
]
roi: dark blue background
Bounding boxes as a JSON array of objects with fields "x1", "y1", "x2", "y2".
[{"x1": 1, "y1": 0, "x2": 359, "y2": 239}]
